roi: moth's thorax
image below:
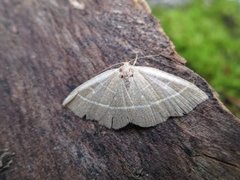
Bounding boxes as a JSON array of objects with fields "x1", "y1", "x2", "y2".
[{"x1": 119, "y1": 62, "x2": 134, "y2": 79}]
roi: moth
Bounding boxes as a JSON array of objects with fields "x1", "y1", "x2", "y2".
[{"x1": 63, "y1": 60, "x2": 208, "y2": 129}]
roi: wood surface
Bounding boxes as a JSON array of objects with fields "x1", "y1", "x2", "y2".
[{"x1": 0, "y1": 0, "x2": 240, "y2": 179}]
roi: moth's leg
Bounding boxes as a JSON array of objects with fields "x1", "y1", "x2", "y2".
[{"x1": 133, "y1": 52, "x2": 139, "y2": 66}]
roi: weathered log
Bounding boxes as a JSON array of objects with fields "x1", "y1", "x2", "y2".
[{"x1": 0, "y1": 0, "x2": 240, "y2": 179}]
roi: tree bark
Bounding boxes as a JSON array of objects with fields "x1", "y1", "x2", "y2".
[{"x1": 0, "y1": 0, "x2": 240, "y2": 179}]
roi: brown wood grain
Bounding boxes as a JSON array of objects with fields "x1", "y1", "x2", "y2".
[{"x1": 0, "y1": 0, "x2": 240, "y2": 179}]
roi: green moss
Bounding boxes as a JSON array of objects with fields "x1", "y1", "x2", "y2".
[{"x1": 151, "y1": 0, "x2": 240, "y2": 117}]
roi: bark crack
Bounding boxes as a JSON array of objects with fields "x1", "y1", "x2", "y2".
[{"x1": 199, "y1": 153, "x2": 240, "y2": 170}]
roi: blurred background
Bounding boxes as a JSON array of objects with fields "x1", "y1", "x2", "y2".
[{"x1": 148, "y1": 0, "x2": 240, "y2": 117}]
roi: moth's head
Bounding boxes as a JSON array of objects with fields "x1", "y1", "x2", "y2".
[{"x1": 119, "y1": 62, "x2": 134, "y2": 79}]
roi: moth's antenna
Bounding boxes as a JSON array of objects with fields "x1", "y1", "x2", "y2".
[
  {"x1": 96, "y1": 52, "x2": 176, "y2": 75},
  {"x1": 128, "y1": 52, "x2": 140, "y2": 65},
  {"x1": 96, "y1": 62, "x2": 124, "y2": 75},
  {"x1": 130, "y1": 52, "x2": 179, "y2": 65},
  {"x1": 137, "y1": 53, "x2": 172, "y2": 61}
]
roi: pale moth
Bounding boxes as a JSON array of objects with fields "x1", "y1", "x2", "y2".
[{"x1": 63, "y1": 56, "x2": 208, "y2": 129}]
